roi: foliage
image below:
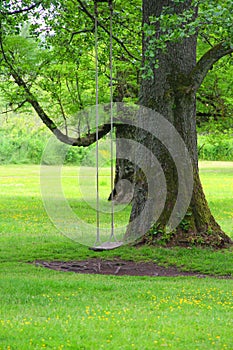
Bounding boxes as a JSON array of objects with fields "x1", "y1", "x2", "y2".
[
  {"x1": 0, "y1": 114, "x2": 46, "y2": 164},
  {"x1": 198, "y1": 134, "x2": 233, "y2": 161},
  {"x1": 0, "y1": 0, "x2": 232, "y2": 150},
  {"x1": 0, "y1": 0, "x2": 141, "y2": 134},
  {"x1": 0, "y1": 0, "x2": 232, "y2": 132},
  {"x1": 0, "y1": 114, "x2": 90, "y2": 165},
  {"x1": 142, "y1": 0, "x2": 233, "y2": 77},
  {"x1": 196, "y1": 42, "x2": 233, "y2": 127},
  {"x1": 1, "y1": 113, "x2": 233, "y2": 164}
]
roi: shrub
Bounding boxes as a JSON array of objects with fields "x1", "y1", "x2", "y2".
[
  {"x1": 1, "y1": 115, "x2": 233, "y2": 164},
  {"x1": 198, "y1": 133, "x2": 233, "y2": 161}
]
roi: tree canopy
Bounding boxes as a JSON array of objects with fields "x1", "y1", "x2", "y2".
[{"x1": 0, "y1": 0, "x2": 232, "y2": 139}]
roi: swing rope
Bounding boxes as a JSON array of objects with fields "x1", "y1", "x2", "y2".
[
  {"x1": 109, "y1": 0, "x2": 115, "y2": 241},
  {"x1": 94, "y1": 0, "x2": 116, "y2": 247},
  {"x1": 94, "y1": 0, "x2": 100, "y2": 245}
]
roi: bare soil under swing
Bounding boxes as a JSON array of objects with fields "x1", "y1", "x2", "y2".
[{"x1": 32, "y1": 258, "x2": 232, "y2": 279}]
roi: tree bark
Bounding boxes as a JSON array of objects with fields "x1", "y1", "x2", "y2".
[
  {"x1": 108, "y1": 66, "x2": 139, "y2": 204},
  {"x1": 108, "y1": 124, "x2": 135, "y2": 204},
  {"x1": 125, "y1": 0, "x2": 232, "y2": 247}
]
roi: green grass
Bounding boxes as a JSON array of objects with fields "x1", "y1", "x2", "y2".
[
  {"x1": 1, "y1": 263, "x2": 232, "y2": 350},
  {"x1": 0, "y1": 163, "x2": 233, "y2": 349},
  {"x1": 199, "y1": 161, "x2": 233, "y2": 236}
]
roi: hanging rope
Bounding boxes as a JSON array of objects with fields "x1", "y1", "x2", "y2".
[
  {"x1": 94, "y1": 0, "x2": 100, "y2": 245},
  {"x1": 93, "y1": 0, "x2": 119, "y2": 249},
  {"x1": 109, "y1": 0, "x2": 115, "y2": 241}
]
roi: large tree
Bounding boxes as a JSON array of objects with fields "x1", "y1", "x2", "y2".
[
  {"x1": 0, "y1": 0, "x2": 232, "y2": 247},
  {"x1": 128, "y1": 0, "x2": 233, "y2": 246}
]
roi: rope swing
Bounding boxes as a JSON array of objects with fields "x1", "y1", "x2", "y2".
[{"x1": 90, "y1": 0, "x2": 123, "y2": 251}]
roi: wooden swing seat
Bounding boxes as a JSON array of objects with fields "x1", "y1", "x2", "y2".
[{"x1": 89, "y1": 241, "x2": 123, "y2": 251}]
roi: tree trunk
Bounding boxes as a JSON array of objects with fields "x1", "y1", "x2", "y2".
[
  {"x1": 108, "y1": 67, "x2": 139, "y2": 204},
  {"x1": 108, "y1": 124, "x2": 135, "y2": 204},
  {"x1": 124, "y1": 0, "x2": 232, "y2": 247}
]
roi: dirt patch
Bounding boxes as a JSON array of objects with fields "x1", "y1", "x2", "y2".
[{"x1": 33, "y1": 259, "x2": 232, "y2": 279}]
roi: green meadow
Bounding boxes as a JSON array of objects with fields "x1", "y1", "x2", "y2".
[{"x1": 0, "y1": 162, "x2": 232, "y2": 350}]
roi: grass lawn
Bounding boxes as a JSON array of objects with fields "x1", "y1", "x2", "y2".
[{"x1": 0, "y1": 162, "x2": 232, "y2": 349}]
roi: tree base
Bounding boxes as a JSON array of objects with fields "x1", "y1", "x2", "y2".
[{"x1": 137, "y1": 227, "x2": 233, "y2": 249}]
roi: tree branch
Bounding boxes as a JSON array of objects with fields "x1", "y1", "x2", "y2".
[
  {"x1": 0, "y1": 40, "x2": 111, "y2": 147},
  {"x1": 0, "y1": 100, "x2": 28, "y2": 114},
  {"x1": 0, "y1": 2, "x2": 42, "y2": 15},
  {"x1": 13, "y1": 73, "x2": 111, "y2": 146},
  {"x1": 76, "y1": 0, "x2": 140, "y2": 61},
  {"x1": 189, "y1": 42, "x2": 233, "y2": 92},
  {"x1": 69, "y1": 28, "x2": 95, "y2": 44}
]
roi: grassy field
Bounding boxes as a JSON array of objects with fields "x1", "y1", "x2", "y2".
[{"x1": 0, "y1": 162, "x2": 232, "y2": 350}]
